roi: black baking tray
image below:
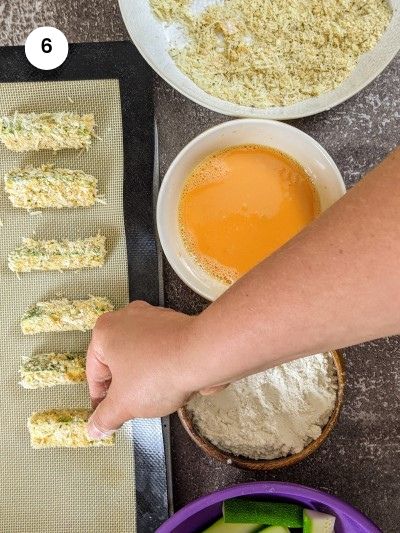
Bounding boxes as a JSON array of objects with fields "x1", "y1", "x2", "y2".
[{"x1": 0, "y1": 41, "x2": 169, "y2": 532}]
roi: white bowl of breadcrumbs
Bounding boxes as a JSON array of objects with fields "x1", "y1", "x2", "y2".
[{"x1": 119, "y1": 0, "x2": 399, "y2": 119}]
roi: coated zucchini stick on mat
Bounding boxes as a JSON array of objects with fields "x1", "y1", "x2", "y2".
[
  {"x1": 0, "y1": 112, "x2": 95, "y2": 151},
  {"x1": 4, "y1": 164, "x2": 99, "y2": 210},
  {"x1": 28, "y1": 409, "x2": 115, "y2": 448},
  {"x1": 8, "y1": 235, "x2": 106, "y2": 273},
  {"x1": 19, "y1": 352, "x2": 86, "y2": 389},
  {"x1": 21, "y1": 296, "x2": 114, "y2": 335}
]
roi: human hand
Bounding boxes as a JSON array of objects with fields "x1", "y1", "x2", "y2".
[{"x1": 86, "y1": 301, "x2": 195, "y2": 440}]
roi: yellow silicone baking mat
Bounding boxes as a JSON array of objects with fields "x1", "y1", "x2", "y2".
[{"x1": 0, "y1": 79, "x2": 135, "y2": 532}]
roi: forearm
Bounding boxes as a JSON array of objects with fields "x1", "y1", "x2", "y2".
[{"x1": 183, "y1": 147, "x2": 400, "y2": 389}]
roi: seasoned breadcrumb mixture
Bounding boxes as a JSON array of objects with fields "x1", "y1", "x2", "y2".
[{"x1": 150, "y1": 0, "x2": 392, "y2": 106}]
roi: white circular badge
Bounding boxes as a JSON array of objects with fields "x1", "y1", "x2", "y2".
[{"x1": 25, "y1": 27, "x2": 69, "y2": 70}]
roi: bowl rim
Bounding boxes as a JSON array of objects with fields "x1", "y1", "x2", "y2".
[
  {"x1": 178, "y1": 350, "x2": 345, "y2": 471},
  {"x1": 156, "y1": 118, "x2": 346, "y2": 302},
  {"x1": 156, "y1": 481, "x2": 381, "y2": 533}
]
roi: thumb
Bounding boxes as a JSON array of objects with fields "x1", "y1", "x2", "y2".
[{"x1": 87, "y1": 388, "x2": 127, "y2": 440}]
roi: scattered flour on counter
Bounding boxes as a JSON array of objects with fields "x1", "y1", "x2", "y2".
[{"x1": 187, "y1": 352, "x2": 338, "y2": 460}]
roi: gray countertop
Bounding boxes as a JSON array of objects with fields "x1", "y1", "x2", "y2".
[{"x1": 2, "y1": 2, "x2": 399, "y2": 532}]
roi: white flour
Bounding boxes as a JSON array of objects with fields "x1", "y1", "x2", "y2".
[
  {"x1": 187, "y1": 353, "x2": 338, "y2": 460},
  {"x1": 163, "y1": 22, "x2": 187, "y2": 49},
  {"x1": 163, "y1": 0, "x2": 223, "y2": 49}
]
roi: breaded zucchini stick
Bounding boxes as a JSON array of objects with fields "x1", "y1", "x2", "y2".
[
  {"x1": 8, "y1": 235, "x2": 106, "y2": 273},
  {"x1": 0, "y1": 112, "x2": 95, "y2": 151},
  {"x1": 20, "y1": 352, "x2": 86, "y2": 389},
  {"x1": 4, "y1": 164, "x2": 98, "y2": 210},
  {"x1": 28, "y1": 409, "x2": 115, "y2": 448},
  {"x1": 21, "y1": 296, "x2": 114, "y2": 335}
]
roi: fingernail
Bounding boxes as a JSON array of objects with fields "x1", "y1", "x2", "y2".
[{"x1": 87, "y1": 418, "x2": 115, "y2": 440}]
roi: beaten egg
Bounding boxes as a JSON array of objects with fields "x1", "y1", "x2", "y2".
[{"x1": 179, "y1": 144, "x2": 319, "y2": 284}]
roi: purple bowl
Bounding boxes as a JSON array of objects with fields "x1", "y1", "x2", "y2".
[{"x1": 157, "y1": 482, "x2": 381, "y2": 533}]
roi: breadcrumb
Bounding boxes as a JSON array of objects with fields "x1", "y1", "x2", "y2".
[{"x1": 151, "y1": 0, "x2": 391, "y2": 106}]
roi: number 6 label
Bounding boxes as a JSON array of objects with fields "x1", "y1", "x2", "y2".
[
  {"x1": 25, "y1": 27, "x2": 68, "y2": 71},
  {"x1": 41, "y1": 38, "x2": 52, "y2": 54}
]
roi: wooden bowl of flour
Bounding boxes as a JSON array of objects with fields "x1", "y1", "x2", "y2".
[{"x1": 178, "y1": 351, "x2": 345, "y2": 470}]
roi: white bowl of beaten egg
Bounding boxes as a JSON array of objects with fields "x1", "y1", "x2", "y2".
[{"x1": 157, "y1": 119, "x2": 346, "y2": 301}]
